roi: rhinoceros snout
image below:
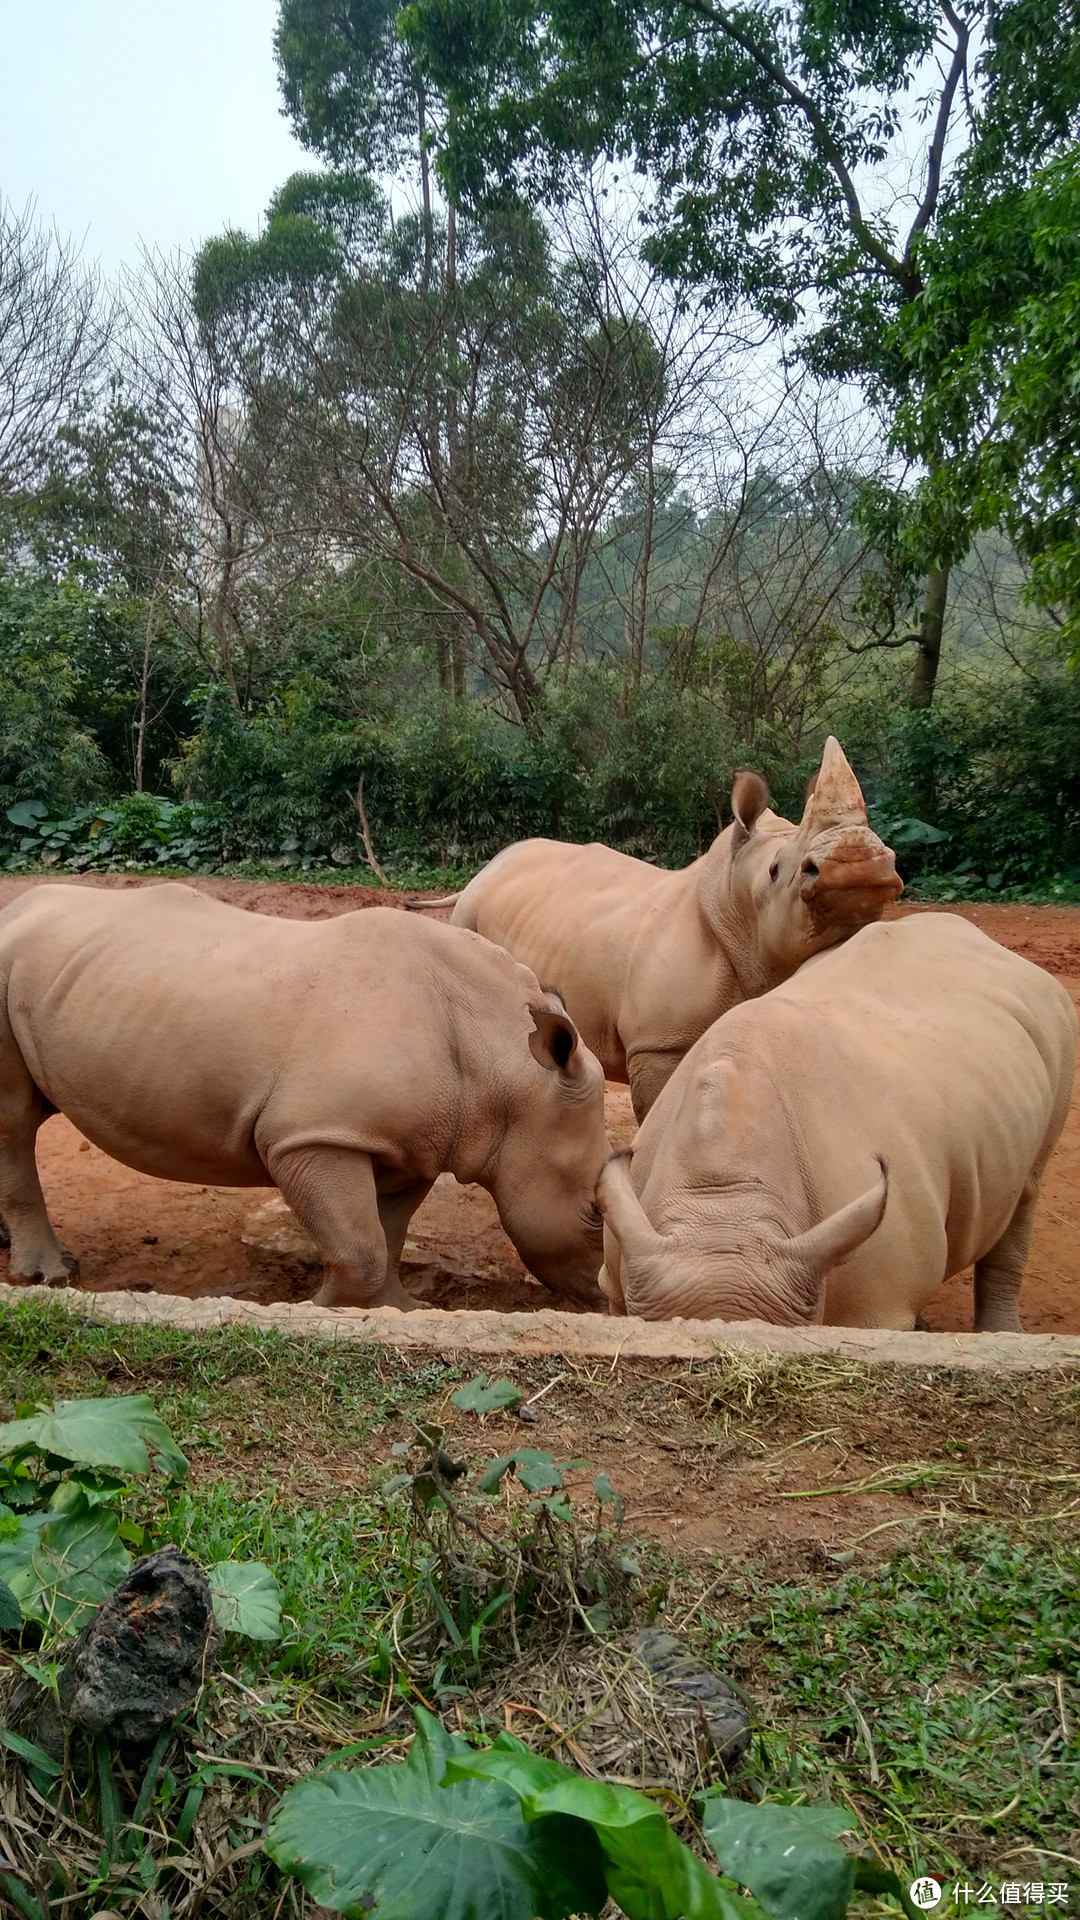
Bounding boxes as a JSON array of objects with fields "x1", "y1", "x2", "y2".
[{"x1": 800, "y1": 831, "x2": 903, "y2": 924}]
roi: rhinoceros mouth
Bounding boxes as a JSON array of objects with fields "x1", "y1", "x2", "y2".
[{"x1": 799, "y1": 837, "x2": 903, "y2": 924}]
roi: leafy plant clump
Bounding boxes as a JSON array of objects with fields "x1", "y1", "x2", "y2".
[
  {"x1": 0, "y1": 1391, "x2": 279, "y2": 1640},
  {"x1": 265, "y1": 1706, "x2": 920, "y2": 1920},
  {"x1": 376, "y1": 1412, "x2": 636, "y2": 1685},
  {"x1": 3, "y1": 794, "x2": 228, "y2": 873}
]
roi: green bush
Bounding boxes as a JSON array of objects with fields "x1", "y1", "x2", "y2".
[
  {"x1": 0, "y1": 571, "x2": 194, "y2": 809},
  {"x1": 844, "y1": 663, "x2": 1080, "y2": 893},
  {"x1": 6, "y1": 562, "x2": 1080, "y2": 890}
]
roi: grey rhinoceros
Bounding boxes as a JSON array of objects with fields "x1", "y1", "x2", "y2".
[
  {"x1": 421, "y1": 737, "x2": 901, "y2": 1119},
  {"x1": 597, "y1": 914, "x2": 1076, "y2": 1331},
  {"x1": 0, "y1": 884, "x2": 611, "y2": 1308}
]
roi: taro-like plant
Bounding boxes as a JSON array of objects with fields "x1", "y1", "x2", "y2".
[
  {"x1": 0, "y1": 1392, "x2": 280, "y2": 1640},
  {"x1": 265, "y1": 1708, "x2": 920, "y2": 1920}
]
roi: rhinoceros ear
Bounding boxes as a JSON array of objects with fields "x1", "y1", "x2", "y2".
[
  {"x1": 529, "y1": 1002, "x2": 579, "y2": 1072},
  {"x1": 730, "y1": 770, "x2": 770, "y2": 849}
]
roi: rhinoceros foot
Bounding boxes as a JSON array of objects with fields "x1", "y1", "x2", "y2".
[
  {"x1": 313, "y1": 1272, "x2": 424, "y2": 1312},
  {"x1": 11, "y1": 1245, "x2": 79, "y2": 1286}
]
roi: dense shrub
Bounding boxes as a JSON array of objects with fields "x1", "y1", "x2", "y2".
[
  {"x1": 0, "y1": 571, "x2": 195, "y2": 809},
  {"x1": 842, "y1": 662, "x2": 1080, "y2": 891},
  {"x1": 167, "y1": 668, "x2": 746, "y2": 869},
  {"x1": 5, "y1": 581, "x2": 1080, "y2": 892},
  {"x1": 0, "y1": 577, "x2": 114, "y2": 814}
]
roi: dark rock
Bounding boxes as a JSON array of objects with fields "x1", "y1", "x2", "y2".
[
  {"x1": 633, "y1": 1628, "x2": 752, "y2": 1768},
  {"x1": 56, "y1": 1547, "x2": 223, "y2": 1745}
]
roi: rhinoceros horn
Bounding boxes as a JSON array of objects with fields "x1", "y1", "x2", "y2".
[
  {"x1": 596, "y1": 1151, "x2": 665, "y2": 1263},
  {"x1": 798, "y1": 740, "x2": 902, "y2": 923},
  {"x1": 781, "y1": 1160, "x2": 888, "y2": 1277},
  {"x1": 801, "y1": 736, "x2": 868, "y2": 831}
]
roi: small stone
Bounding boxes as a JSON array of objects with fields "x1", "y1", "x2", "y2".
[{"x1": 633, "y1": 1628, "x2": 751, "y2": 1768}]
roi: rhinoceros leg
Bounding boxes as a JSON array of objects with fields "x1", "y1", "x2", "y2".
[
  {"x1": 264, "y1": 1141, "x2": 422, "y2": 1311},
  {"x1": 0, "y1": 1024, "x2": 77, "y2": 1285},
  {"x1": 378, "y1": 1179, "x2": 434, "y2": 1284},
  {"x1": 973, "y1": 1180, "x2": 1037, "y2": 1333},
  {"x1": 626, "y1": 1046, "x2": 687, "y2": 1122}
]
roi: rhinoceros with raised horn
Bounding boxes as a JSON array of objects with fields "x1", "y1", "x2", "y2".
[
  {"x1": 428, "y1": 737, "x2": 901, "y2": 1119},
  {"x1": 597, "y1": 915, "x2": 1077, "y2": 1331},
  {"x1": 0, "y1": 885, "x2": 610, "y2": 1308}
]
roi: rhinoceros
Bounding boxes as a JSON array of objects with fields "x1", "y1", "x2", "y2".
[
  {"x1": 0, "y1": 885, "x2": 610, "y2": 1309},
  {"x1": 597, "y1": 914, "x2": 1076, "y2": 1331},
  {"x1": 426, "y1": 738, "x2": 901, "y2": 1119}
]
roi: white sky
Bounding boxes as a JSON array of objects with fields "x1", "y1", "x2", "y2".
[{"x1": 0, "y1": 0, "x2": 312, "y2": 278}]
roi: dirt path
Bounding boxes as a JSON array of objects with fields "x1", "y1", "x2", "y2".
[{"x1": 0, "y1": 874, "x2": 1077, "y2": 1333}]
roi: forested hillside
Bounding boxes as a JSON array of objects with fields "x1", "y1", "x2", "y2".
[{"x1": 2, "y1": 0, "x2": 1080, "y2": 896}]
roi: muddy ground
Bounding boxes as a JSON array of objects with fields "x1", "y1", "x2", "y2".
[{"x1": 1, "y1": 872, "x2": 1078, "y2": 1334}]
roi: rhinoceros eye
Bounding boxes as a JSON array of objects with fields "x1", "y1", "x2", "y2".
[{"x1": 769, "y1": 859, "x2": 780, "y2": 881}]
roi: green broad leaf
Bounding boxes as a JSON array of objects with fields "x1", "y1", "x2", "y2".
[
  {"x1": 445, "y1": 1739, "x2": 760, "y2": 1920},
  {"x1": 208, "y1": 1560, "x2": 282, "y2": 1640},
  {"x1": 518, "y1": 1460, "x2": 565, "y2": 1494},
  {"x1": 67, "y1": 1468, "x2": 132, "y2": 1507},
  {"x1": 0, "y1": 1492, "x2": 131, "y2": 1633},
  {"x1": 854, "y1": 1860, "x2": 921, "y2": 1920},
  {"x1": 450, "y1": 1374, "x2": 524, "y2": 1414},
  {"x1": 540, "y1": 1494, "x2": 575, "y2": 1523},
  {"x1": 265, "y1": 1706, "x2": 606, "y2": 1920},
  {"x1": 477, "y1": 1449, "x2": 564, "y2": 1496},
  {"x1": 0, "y1": 1575, "x2": 22, "y2": 1629},
  {"x1": 593, "y1": 1472, "x2": 626, "y2": 1523},
  {"x1": 0, "y1": 1394, "x2": 188, "y2": 1482},
  {"x1": 5, "y1": 800, "x2": 48, "y2": 828},
  {"x1": 476, "y1": 1451, "x2": 521, "y2": 1495},
  {"x1": 701, "y1": 1797, "x2": 860, "y2": 1920}
]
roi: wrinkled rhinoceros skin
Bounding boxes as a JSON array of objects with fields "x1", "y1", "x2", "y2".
[
  {"x1": 444, "y1": 737, "x2": 902, "y2": 1120},
  {"x1": 598, "y1": 914, "x2": 1077, "y2": 1332},
  {"x1": 0, "y1": 886, "x2": 610, "y2": 1309}
]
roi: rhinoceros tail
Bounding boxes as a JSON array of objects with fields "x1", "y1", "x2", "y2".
[{"x1": 404, "y1": 894, "x2": 463, "y2": 912}]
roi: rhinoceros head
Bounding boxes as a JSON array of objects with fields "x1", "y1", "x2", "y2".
[
  {"x1": 489, "y1": 992, "x2": 610, "y2": 1309},
  {"x1": 596, "y1": 1150, "x2": 888, "y2": 1324},
  {"x1": 718, "y1": 738, "x2": 901, "y2": 987}
]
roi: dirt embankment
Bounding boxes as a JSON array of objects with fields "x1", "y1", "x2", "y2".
[{"x1": 0, "y1": 873, "x2": 1077, "y2": 1334}]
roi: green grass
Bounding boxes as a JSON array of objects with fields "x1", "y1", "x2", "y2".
[
  {"x1": 694, "y1": 1531, "x2": 1080, "y2": 1887},
  {"x1": 1, "y1": 1299, "x2": 1077, "y2": 1915}
]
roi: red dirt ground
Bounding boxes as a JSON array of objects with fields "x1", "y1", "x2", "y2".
[{"x1": 0, "y1": 874, "x2": 1077, "y2": 1333}]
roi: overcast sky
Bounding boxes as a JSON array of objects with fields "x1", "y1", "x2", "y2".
[{"x1": 0, "y1": 0, "x2": 311, "y2": 277}]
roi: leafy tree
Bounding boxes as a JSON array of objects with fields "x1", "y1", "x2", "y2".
[
  {"x1": 891, "y1": 146, "x2": 1080, "y2": 651},
  {"x1": 400, "y1": 0, "x2": 1080, "y2": 706},
  {"x1": 191, "y1": 175, "x2": 669, "y2": 724},
  {"x1": 276, "y1": 0, "x2": 449, "y2": 289}
]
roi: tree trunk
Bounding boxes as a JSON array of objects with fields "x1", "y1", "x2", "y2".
[
  {"x1": 133, "y1": 597, "x2": 156, "y2": 793},
  {"x1": 908, "y1": 566, "x2": 949, "y2": 710},
  {"x1": 451, "y1": 630, "x2": 467, "y2": 699},
  {"x1": 415, "y1": 75, "x2": 434, "y2": 296},
  {"x1": 436, "y1": 627, "x2": 452, "y2": 693}
]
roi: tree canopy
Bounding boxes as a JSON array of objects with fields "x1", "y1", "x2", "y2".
[{"x1": 892, "y1": 146, "x2": 1080, "y2": 647}]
